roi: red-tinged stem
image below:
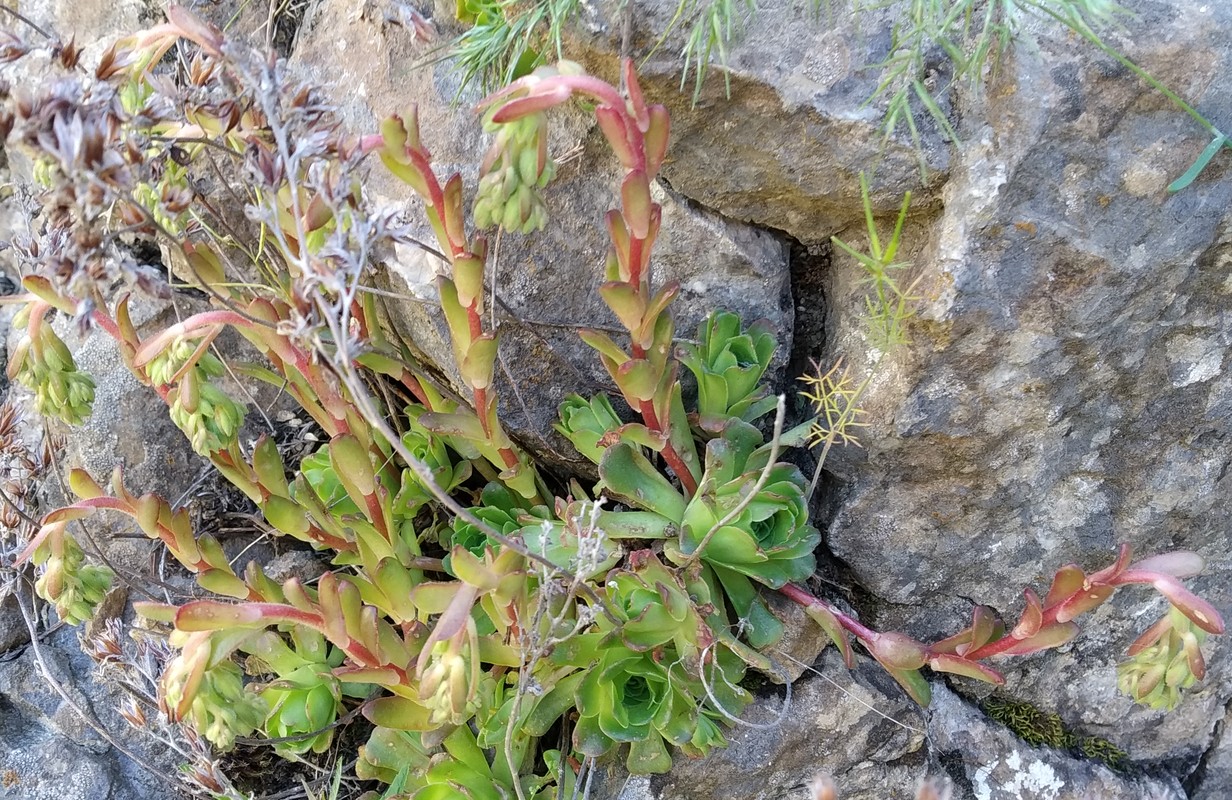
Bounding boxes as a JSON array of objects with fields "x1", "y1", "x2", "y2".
[
  {"x1": 408, "y1": 151, "x2": 446, "y2": 225},
  {"x1": 27, "y1": 302, "x2": 122, "y2": 363},
  {"x1": 638, "y1": 399, "x2": 697, "y2": 495},
  {"x1": 304, "y1": 524, "x2": 353, "y2": 553},
  {"x1": 628, "y1": 236, "x2": 644, "y2": 288},
  {"x1": 400, "y1": 371, "x2": 431, "y2": 407},
  {"x1": 549, "y1": 75, "x2": 627, "y2": 115},
  {"x1": 497, "y1": 447, "x2": 519, "y2": 470},
  {"x1": 486, "y1": 74, "x2": 629, "y2": 131},
  {"x1": 186, "y1": 600, "x2": 409, "y2": 682},
  {"x1": 131, "y1": 310, "x2": 252, "y2": 366},
  {"x1": 779, "y1": 582, "x2": 880, "y2": 643},
  {"x1": 357, "y1": 133, "x2": 384, "y2": 155},
  {"x1": 468, "y1": 307, "x2": 483, "y2": 341},
  {"x1": 963, "y1": 630, "x2": 1051, "y2": 661},
  {"x1": 475, "y1": 386, "x2": 492, "y2": 438},
  {"x1": 397, "y1": 137, "x2": 508, "y2": 451},
  {"x1": 363, "y1": 493, "x2": 392, "y2": 543},
  {"x1": 951, "y1": 593, "x2": 1086, "y2": 661},
  {"x1": 351, "y1": 298, "x2": 369, "y2": 341},
  {"x1": 90, "y1": 308, "x2": 122, "y2": 341},
  {"x1": 1111, "y1": 569, "x2": 1167, "y2": 586},
  {"x1": 266, "y1": 344, "x2": 349, "y2": 435},
  {"x1": 784, "y1": 578, "x2": 1088, "y2": 664},
  {"x1": 636, "y1": 398, "x2": 661, "y2": 430},
  {"x1": 27, "y1": 300, "x2": 49, "y2": 332}
]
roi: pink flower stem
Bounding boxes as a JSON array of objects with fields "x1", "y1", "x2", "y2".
[{"x1": 778, "y1": 582, "x2": 880, "y2": 644}]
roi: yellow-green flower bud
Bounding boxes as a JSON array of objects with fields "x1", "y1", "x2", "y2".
[
  {"x1": 32, "y1": 530, "x2": 114, "y2": 626},
  {"x1": 418, "y1": 635, "x2": 478, "y2": 727},
  {"x1": 13, "y1": 326, "x2": 96, "y2": 426},
  {"x1": 169, "y1": 367, "x2": 246, "y2": 455},
  {"x1": 1118, "y1": 606, "x2": 1209, "y2": 711},
  {"x1": 164, "y1": 656, "x2": 266, "y2": 751}
]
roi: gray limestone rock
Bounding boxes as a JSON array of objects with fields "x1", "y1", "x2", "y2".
[
  {"x1": 0, "y1": 632, "x2": 176, "y2": 800},
  {"x1": 0, "y1": 596, "x2": 27, "y2": 654},
  {"x1": 4, "y1": 0, "x2": 1232, "y2": 797},
  {"x1": 820, "y1": 0, "x2": 1232, "y2": 771},
  {"x1": 563, "y1": 0, "x2": 949, "y2": 240},
  {"x1": 927, "y1": 682, "x2": 1187, "y2": 800},
  {"x1": 1191, "y1": 702, "x2": 1232, "y2": 800}
]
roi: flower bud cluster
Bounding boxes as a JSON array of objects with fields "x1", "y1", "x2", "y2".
[
  {"x1": 1118, "y1": 606, "x2": 1209, "y2": 711},
  {"x1": 10, "y1": 321, "x2": 96, "y2": 426},
  {"x1": 473, "y1": 110, "x2": 555, "y2": 233},
  {"x1": 418, "y1": 632, "x2": 479, "y2": 727},
  {"x1": 33, "y1": 528, "x2": 114, "y2": 626},
  {"x1": 167, "y1": 355, "x2": 246, "y2": 455},
  {"x1": 163, "y1": 656, "x2": 266, "y2": 750},
  {"x1": 131, "y1": 158, "x2": 194, "y2": 235},
  {"x1": 145, "y1": 336, "x2": 204, "y2": 386}
]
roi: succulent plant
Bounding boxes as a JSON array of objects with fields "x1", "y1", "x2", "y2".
[
  {"x1": 30, "y1": 524, "x2": 114, "y2": 626},
  {"x1": 679, "y1": 311, "x2": 778, "y2": 425},
  {"x1": 245, "y1": 629, "x2": 355, "y2": 756},
  {"x1": 417, "y1": 619, "x2": 484, "y2": 727},
  {"x1": 602, "y1": 550, "x2": 712, "y2": 657},
  {"x1": 674, "y1": 421, "x2": 819, "y2": 588},
  {"x1": 393, "y1": 407, "x2": 473, "y2": 517},
  {"x1": 160, "y1": 631, "x2": 267, "y2": 750},
  {"x1": 167, "y1": 361, "x2": 246, "y2": 456},
  {"x1": 473, "y1": 99, "x2": 556, "y2": 234},
  {"x1": 562, "y1": 633, "x2": 747, "y2": 774},
  {"x1": 10, "y1": 19, "x2": 1224, "y2": 799},
  {"x1": 144, "y1": 335, "x2": 207, "y2": 387},
  {"x1": 9, "y1": 312, "x2": 96, "y2": 426},
  {"x1": 1119, "y1": 605, "x2": 1211, "y2": 711},
  {"x1": 555, "y1": 393, "x2": 624, "y2": 464},
  {"x1": 445, "y1": 482, "x2": 530, "y2": 561}
]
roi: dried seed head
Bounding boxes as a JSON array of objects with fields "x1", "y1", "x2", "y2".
[
  {"x1": 0, "y1": 32, "x2": 28, "y2": 64},
  {"x1": 183, "y1": 759, "x2": 226, "y2": 794},
  {"x1": 84, "y1": 618, "x2": 125, "y2": 664},
  {"x1": 118, "y1": 697, "x2": 147, "y2": 728}
]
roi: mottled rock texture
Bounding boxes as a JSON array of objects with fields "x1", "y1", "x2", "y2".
[
  {"x1": 927, "y1": 683, "x2": 1188, "y2": 800},
  {"x1": 818, "y1": 0, "x2": 1232, "y2": 777},
  {"x1": 588, "y1": 655, "x2": 1189, "y2": 799},
  {"x1": 1, "y1": 0, "x2": 1231, "y2": 797},
  {"x1": 0, "y1": 635, "x2": 174, "y2": 800},
  {"x1": 1192, "y1": 703, "x2": 1232, "y2": 800},
  {"x1": 565, "y1": 0, "x2": 950, "y2": 238}
]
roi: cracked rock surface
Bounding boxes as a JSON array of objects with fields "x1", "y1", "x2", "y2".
[
  {"x1": 0, "y1": 634, "x2": 174, "y2": 800},
  {"x1": 1, "y1": 0, "x2": 1231, "y2": 797},
  {"x1": 586, "y1": 652, "x2": 1192, "y2": 799}
]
